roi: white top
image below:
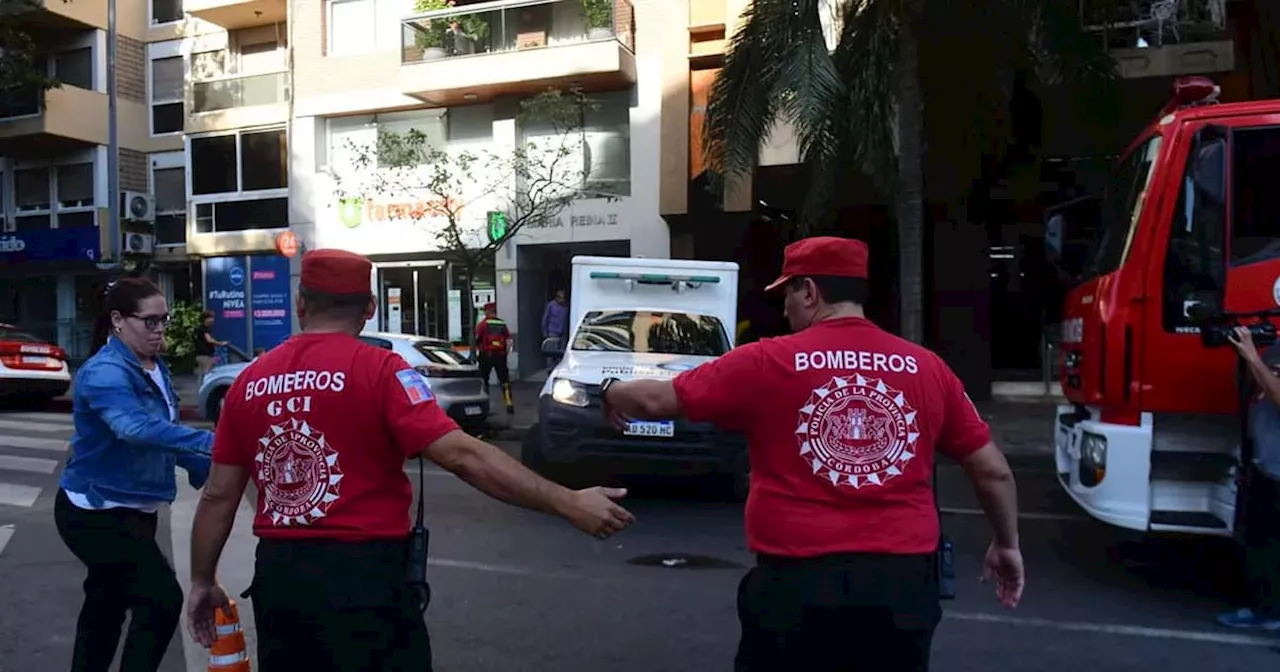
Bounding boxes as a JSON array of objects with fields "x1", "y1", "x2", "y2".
[{"x1": 64, "y1": 363, "x2": 175, "y2": 513}]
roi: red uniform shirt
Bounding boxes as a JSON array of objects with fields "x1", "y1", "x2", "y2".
[
  {"x1": 212, "y1": 332, "x2": 460, "y2": 540},
  {"x1": 672, "y1": 317, "x2": 991, "y2": 557}
]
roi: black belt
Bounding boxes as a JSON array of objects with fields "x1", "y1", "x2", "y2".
[{"x1": 756, "y1": 551, "x2": 932, "y2": 568}]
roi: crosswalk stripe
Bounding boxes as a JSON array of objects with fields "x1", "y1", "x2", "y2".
[
  {"x1": 0, "y1": 483, "x2": 41, "y2": 508},
  {"x1": 0, "y1": 419, "x2": 71, "y2": 434},
  {"x1": 0, "y1": 412, "x2": 74, "y2": 426},
  {"x1": 0, "y1": 525, "x2": 13, "y2": 556},
  {"x1": 0, "y1": 435, "x2": 69, "y2": 453},
  {"x1": 0, "y1": 454, "x2": 59, "y2": 474}
]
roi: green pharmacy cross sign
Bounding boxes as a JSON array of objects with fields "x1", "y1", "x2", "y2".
[{"x1": 486, "y1": 211, "x2": 508, "y2": 243}]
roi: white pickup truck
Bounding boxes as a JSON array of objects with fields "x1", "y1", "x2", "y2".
[{"x1": 521, "y1": 255, "x2": 748, "y2": 498}]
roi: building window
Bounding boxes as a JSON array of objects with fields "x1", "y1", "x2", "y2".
[
  {"x1": 54, "y1": 48, "x2": 93, "y2": 89},
  {"x1": 328, "y1": 0, "x2": 377, "y2": 56},
  {"x1": 150, "y1": 55, "x2": 183, "y2": 135},
  {"x1": 7, "y1": 161, "x2": 99, "y2": 232},
  {"x1": 519, "y1": 91, "x2": 631, "y2": 198},
  {"x1": 153, "y1": 163, "x2": 187, "y2": 246},
  {"x1": 152, "y1": 0, "x2": 183, "y2": 25},
  {"x1": 189, "y1": 127, "x2": 288, "y2": 234}
]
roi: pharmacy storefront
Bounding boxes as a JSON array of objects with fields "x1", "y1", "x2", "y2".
[{"x1": 315, "y1": 192, "x2": 497, "y2": 343}]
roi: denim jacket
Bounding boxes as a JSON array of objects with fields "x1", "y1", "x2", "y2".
[{"x1": 59, "y1": 337, "x2": 214, "y2": 507}]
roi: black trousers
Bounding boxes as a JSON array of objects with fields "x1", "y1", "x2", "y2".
[
  {"x1": 477, "y1": 352, "x2": 510, "y2": 390},
  {"x1": 734, "y1": 552, "x2": 940, "y2": 672},
  {"x1": 53, "y1": 489, "x2": 184, "y2": 672},
  {"x1": 247, "y1": 537, "x2": 433, "y2": 672},
  {"x1": 1243, "y1": 468, "x2": 1280, "y2": 618}
]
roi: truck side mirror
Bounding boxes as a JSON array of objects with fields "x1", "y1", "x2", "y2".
[{"x1": 541, "y1": 336, "x2": 566, "y2": 356}]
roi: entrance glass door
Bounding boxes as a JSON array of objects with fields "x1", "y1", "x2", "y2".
[{"x1": 377, "y1": 263, "x2": 447, "y2": 339}]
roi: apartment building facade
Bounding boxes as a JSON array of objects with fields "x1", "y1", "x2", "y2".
[
  {"x1": 287, "y1": 0, "x2": 706, "y2": 373},
  {"x1": 0, "y1": 0, "x2": 292, "y2": 358}
]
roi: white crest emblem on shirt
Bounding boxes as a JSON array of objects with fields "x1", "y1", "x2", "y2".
[
  {"x1": 796, "y1": 374, "x2": 919, "y2": 489},
  {"x1": 256, "y1": 418, "x2": 344, "y2": 525}
]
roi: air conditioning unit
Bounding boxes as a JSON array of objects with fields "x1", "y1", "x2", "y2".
[
  {"x1": 121, "y1": 191, "x2": 156, "y2": 222},
  {"x1": 123, "y1": 232, "x2": 155, "y2": 256}
]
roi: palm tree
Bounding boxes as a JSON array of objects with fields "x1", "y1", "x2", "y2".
[{"x1": 703, "y1": 0, "x2": 1119, "y2": 345}]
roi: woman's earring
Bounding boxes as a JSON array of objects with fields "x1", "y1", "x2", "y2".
[{"x1": 113, "y1": 326, "x2": 122, "y2": 334}]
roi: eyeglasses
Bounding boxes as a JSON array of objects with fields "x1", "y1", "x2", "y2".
[{"x1": 129, "y1": 313, "x2": 171, "y2": 331}]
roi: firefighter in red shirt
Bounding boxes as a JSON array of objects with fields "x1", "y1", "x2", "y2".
[
  {"x1": 475, "y1": 302, "x2": 514, "y2": 414},
  {"x1": 601, "y1": 237, "x2": 1025, "y2": 671},
  {"x1": 185, "y1": 249, "x2": 634, "y2": 671}
]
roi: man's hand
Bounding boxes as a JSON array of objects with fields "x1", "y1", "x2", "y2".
[
  {"x1": 186, "y1": 583, "x2": 232, "y2": 648},
  {"x1": 1229, "y1": 326, "x2": 1262, "y2": 363},
  {"x1": 558, "y1": 486, "x2": 635, "y2": 539},
  {"x1": 980, "y1": 542, "x2": 1024, "y2": 609}
]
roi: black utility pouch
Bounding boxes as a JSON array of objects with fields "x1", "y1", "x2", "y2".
[
  {"x1": 407, "y1": 455, "x2": 432, "y2": 612},
  {"x1": 934, "y1": 466, "x2": 956, "y2": 600}
]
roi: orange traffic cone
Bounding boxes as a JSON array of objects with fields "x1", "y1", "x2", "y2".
[{"x1": 209, "y1": 600, "x2": 251, "y2": 672}]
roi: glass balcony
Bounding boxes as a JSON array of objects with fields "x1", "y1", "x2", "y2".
[
  {"x1": 192, "y1": 72, "x2": 289, "y2": 114},
  {"x1": 0, "y1": 86, "x2": 41, "y2": 120},
  {"x1": 400, "y1": 0, "x2": 635, "y2": 65}
]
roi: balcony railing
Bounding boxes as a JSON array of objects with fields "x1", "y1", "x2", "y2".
[
  {"x1": 192, "y1": 72, "x2": 289, "y2": 114},
  {"x1": 400, "y1": 0, "x2": 635, "y2": 65},
  {"x1": 1079, "y1": 0, "x2": 1227, "y2": 49},
  {"x1": 0, "y1": 86, "x2": 41, "y2": 120}
]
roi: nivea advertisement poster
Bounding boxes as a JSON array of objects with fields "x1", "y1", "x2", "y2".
[{"x1": 204, "y1": 256, "x2": 250, "y2": 353}]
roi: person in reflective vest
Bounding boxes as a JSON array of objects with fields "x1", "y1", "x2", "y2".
[{"x1": 475, "y1": 302, "x2": 514, "y2": 414}]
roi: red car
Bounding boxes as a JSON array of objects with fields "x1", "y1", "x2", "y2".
[{"x1": 0, "y1": 323, "x2": 71, "y2": 407}]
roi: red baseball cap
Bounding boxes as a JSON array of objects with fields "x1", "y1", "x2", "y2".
[
  {"x1": 765, "y1": 236, "x2": 869, "y2": 292},
  {"x1": 300, "y1": 249, "x2": 372, "y2": 295},
  {"x1": 483, "y1": 302, "x2": 497, "y2": 311}
]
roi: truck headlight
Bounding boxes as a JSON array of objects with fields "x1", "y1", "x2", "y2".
[
  {"x1": 551, "y1": 378, "x2": 589, "y2": 407},
  {"x1": 1079, "y1": 431, "x2": 1107, "y2": 487}
]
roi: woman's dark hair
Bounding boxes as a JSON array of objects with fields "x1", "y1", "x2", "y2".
[
  {"x1": 201, "y1": 309, "x2": 214, "y2": 321},
  {"x1": 92, "y1": 277, "x2": 164, "y2": 353}
]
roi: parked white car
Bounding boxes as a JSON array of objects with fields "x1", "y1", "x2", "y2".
[{"x1": 196, "y1": 332, "x2": 490, "y2": 426}]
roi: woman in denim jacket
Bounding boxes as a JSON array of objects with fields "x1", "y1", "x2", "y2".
[{"x1": 54, "y1": 278, "x2": 214, "y2": 672}]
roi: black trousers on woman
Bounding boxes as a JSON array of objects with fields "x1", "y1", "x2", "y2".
[{"x1": 54, "y1": 489, "x2": 184, "y2": 672}]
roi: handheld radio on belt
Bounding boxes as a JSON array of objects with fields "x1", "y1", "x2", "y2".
[
  {"x1": 408, "y1": 455, "x2": 431, "y2": 613},
  {"x1": 935, "y1": 465, "x2": 957, "y2": 600}
]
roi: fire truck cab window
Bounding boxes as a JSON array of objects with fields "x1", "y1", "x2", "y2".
[
  {"x1": 1229, "y1": 126, "x2": 1280, "y2": 266},
  {"x1": 1086, "y1": 136, "x2": 1161, "y2": 279},
  {"x1": 1162, "y1": 130, "x2": 1227, "y2": 334}
]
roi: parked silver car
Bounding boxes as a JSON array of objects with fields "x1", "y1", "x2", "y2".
[{"x1": 197, "y1": 332, "x2": 490, "y2": 426}]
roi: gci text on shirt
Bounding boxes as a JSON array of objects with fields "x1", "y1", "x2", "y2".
[{"x1": 794, "y1": 350, "x2": 919, "y2": 375}]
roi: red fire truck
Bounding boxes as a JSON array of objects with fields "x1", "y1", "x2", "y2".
[{"x1": 1051, "y1": 76, "x2": 1280, "y2": 536}]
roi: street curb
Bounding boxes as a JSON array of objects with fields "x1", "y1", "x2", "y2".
[{"x1": 46, "y1": 397, "x2": 205, "y2": 421}]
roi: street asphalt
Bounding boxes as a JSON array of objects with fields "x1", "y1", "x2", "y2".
[{"x1": 1, "y1": 408, "x2": 1277, "y2": 671}]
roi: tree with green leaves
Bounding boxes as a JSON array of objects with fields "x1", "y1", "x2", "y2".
[
  {"x1": 703, "y1": 0, "x2": 1119, "y2": 345},
  {"x1": 335, "y1": 88, "x2": 598, "y2": 332},
  {"x1": 0, "y1": 0, "x2": 64, "y2": 96}
]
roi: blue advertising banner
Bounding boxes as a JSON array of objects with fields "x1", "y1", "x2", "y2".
[
  {"x1": 204, "y1": 256, "x2": 251, "y2": 353},
  {"x1": 0, "y1": 227, "x2": 100, "y2": 264},
  {"x1": 249, "y1": 254, "x2": 292, "y2": 352}
]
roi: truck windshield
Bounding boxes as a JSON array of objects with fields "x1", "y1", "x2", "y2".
[
  {"x1": 572, "y1": 311, "x2": 730, "y2": 356},
  {"x1": 1084, "y1": 135, "x2": 1163, "y2": 279}
]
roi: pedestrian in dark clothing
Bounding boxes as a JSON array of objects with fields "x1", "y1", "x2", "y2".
[
  {"x1": 542, "y1": 289, "x2": 569, "y2": 368},
  {"x1": 1218, "y1": 327, "x2": 1280, "y2": 631}
]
